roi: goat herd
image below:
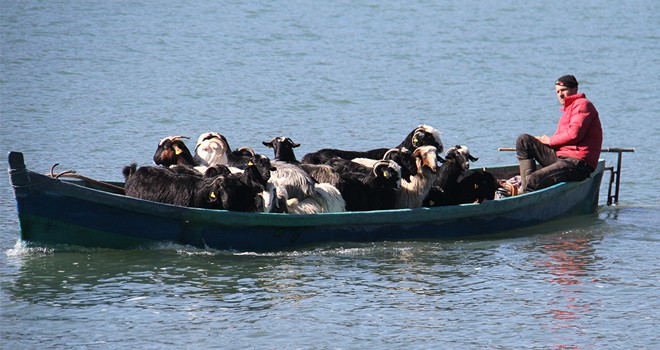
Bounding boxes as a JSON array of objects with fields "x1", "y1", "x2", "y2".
[{"x1": 122, "y1": 125, "x2": 502, "y2": 214}]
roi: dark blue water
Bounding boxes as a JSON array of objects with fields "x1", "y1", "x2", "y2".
[{"x1": 2, "y1": 1, "x2": 658, "y2": 348}]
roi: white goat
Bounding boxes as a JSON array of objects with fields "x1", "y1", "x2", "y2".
[{"x1": 286, "y1": 183, "x2": 346, "y2": 214}]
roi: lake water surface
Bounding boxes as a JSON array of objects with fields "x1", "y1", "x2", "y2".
[{"x1": 1, "y1": 0, "x2": 658, "y2": 348}]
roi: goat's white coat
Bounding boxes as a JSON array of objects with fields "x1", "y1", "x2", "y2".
[
  {"x1": 194, "y1": 133, "x2": 229, "y2": 167},
  {"x1": 286, "y1": 182, "x2": 346, "y2": 214},
  {"x1": 270, "y1": 161, "x2": 316, "y2": 200}
]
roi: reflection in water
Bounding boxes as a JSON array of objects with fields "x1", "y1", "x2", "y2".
[
  {"x1": 4, "y1": 245, "x2": 284, "y2": 313},
  {"x1": 534, "y1": 232, "x2": 603, "y2": 348},
  {"x1": 541, "y1": 239, "x2": 596, "y2": 286}
]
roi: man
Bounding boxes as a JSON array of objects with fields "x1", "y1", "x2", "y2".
[{"x1": 515, "y1": 75, "x2": 602, "y2": 192}]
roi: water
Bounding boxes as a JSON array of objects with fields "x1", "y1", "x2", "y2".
[{"x1": 1, "y1": 0, "x2": 659, "y2": 348}]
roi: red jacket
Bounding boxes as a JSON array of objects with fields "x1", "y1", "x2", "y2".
[{"x1": 549, "y1": 93, "x2": 602, "y2": 170}]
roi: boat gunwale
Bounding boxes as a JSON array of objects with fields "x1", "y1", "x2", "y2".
[{"x1": 10, "y1": 156, "x2": 606, "y2": 229}]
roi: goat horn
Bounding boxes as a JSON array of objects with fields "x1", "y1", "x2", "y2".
[
  {"x1": 372, "y1": 160, "x2": 390, "y2": 176},
  {"x1": 237, "y1": 147, "x2": 255, "y2": 156},
  {"x1": 382, "y1": 148, "x2": 399, "y2": 159},
  {"x1": 171, "y1": 136, "x2": 191, "y2": 140}
]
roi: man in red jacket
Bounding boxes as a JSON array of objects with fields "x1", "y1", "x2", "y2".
[{"x1": 515, "y1": 75, "x2": 603, "y2": 192}]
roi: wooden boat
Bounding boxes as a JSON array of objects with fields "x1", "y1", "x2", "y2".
[{"x1": 7, "y1": 150, "x2": 614, "y2": 251}]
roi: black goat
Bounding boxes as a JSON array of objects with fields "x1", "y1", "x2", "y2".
[
  {"x1": 424, "y1": 145, "x2": 479, "y2": 207},
  {"x1": 334, "y1": 160, "x2": 402, "y2": 211},
  {"x1": 300, "y1": 125, "x2": 443, "y2": 164},
  {"x1": 359, "y1": 147, "x2": 419, "y2": 183},
  {"x1": 454, "y1": 170, "x2": 498, "y2": 204},
  {"x1": 153, "y1": 136, "x2": 196, "y2": 168},
  {"x1": 262, "y1": 137, "x2": 300, "y2": 163},
  {"x1": 211, "y1": 154, "x2": 277, "y2": 212},
  {"x1": 122, "y1": 164, "x2": 222, "y2": 209},
  {"x1": 263, "y1": 136, "x2": 342, "y2": 186},
  {"x1": 123, "y1": 154, "x2": 274, "y2": 212}
]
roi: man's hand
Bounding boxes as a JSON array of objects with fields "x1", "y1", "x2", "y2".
[{"x1": 535, "y1": 135, "x2": 551, "y2": 145}]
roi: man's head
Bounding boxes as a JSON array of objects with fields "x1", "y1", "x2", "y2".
[{"x1": 555, "y1": 75, "x2": 579, "y2": 105}]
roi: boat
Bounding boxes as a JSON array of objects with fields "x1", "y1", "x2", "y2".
[{"x1": 6, "y1": 150, "x2": 630, "y2": 252}]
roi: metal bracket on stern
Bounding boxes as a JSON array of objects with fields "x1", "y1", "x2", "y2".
[{"x1": 601, "y1": 148, "x2": 635, "y2": 206}]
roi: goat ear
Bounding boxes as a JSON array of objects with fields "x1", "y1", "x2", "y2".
[
  {"x1": 468, "y1": 155, "x2": 479, "y2": 162},
  {"x1": 292, "y1": 142, "x2": 301, "y2": 148},
  {"x1": 263, "y1": 141, "x2": 273, "y2": 148}
]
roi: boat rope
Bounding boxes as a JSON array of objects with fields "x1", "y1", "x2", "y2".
[
  {"x1": 48, "y1": 163, "x2": 125, "y2": 194},
  {"x1": 8, "y1": 166, "x2": 53, "y2": 189}
]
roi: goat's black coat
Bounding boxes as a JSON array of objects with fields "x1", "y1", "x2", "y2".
[
  {"x1": 397, "y1": 126, "x2": 443, "y2": 154},
  {"x1": 424, "y1": 146, "x2": 495, "y2": 206},
  {"x1": 264, "y1": 136, "x2": 418, "y2": 186},
  {"x1": 424, "y1": 146, "x2": 474, "y2": 207},
  {"x1": 300, "y1": 125, "x2": 443, "y2": 165},
  {"x1": 264, "y1": 136, "x2": 341, "y2": 185},
  {"x1": 123, "y1": 155, "x2": 276, "y2": 212},
  {"x1": 122, "y1": 164, "x2": 222, "y2": 209},
  {"x1": 454, "y1": 170, "x2": 498, "y2": 204},
  {"x1": 263, "y1": 137, "x2": 300, "y2": 163},
  {"x1": 213, "y1": 154, "x2": 275, "y2": 212},
  {"x1": 301, "y1": 147, "x2": 389, "y2": 165},
  {"x1": 328, "y1": 160, "x2": 401, "y2": 211},
  {"x1": 382, "y1": 148, "x2": 418, "y2": 182}
]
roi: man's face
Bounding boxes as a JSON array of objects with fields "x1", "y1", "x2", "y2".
[{"x1": 555, "y1": 85, "x2": 578, "y2": 105}]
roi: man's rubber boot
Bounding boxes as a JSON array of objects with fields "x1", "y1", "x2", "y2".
[{"x1": 519, "y1": 159, "x2": 536, "y2": 193}]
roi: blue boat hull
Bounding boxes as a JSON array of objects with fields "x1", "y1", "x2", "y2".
[{"x1": 8, "y1": 151, "x2": 604, "y2": 251}]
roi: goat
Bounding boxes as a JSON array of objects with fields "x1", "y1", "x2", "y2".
[
  {"x1": 424, "y1": 145, "x2": 479, "y2": 207},
  {"x1": 123, "y1": 153, "x2": 276, "y2": 213},
  {"x1": 285, "y1": 182, "x2": 347, "y2": 214},
  {"x1": 454, "y1": 169, "x2": 498, "y2": 204},
  {"x1": 263, "y1": 136, "x2": 345, "y2": 213},
  {"x1": 263, "y1": 144, "x2": 401, "y2": 214},
  {"x1": 300, "y1": 124, "x2": 443, "y2": 164},
  {"x1": 351, "y1": 147, "x2": 418, "y2": 182},
  {"x1": 269, "y1": 160, "x2": 317, "y2": 201},
  {"x1": 153, "y1": 136, "x2": 196, "y2": 168},
  {"x1": 211, "y1": 154, "x2": 277, "y2": 212},
  {"x1": 397, "y1": 124, "x2": 444, "y2": 154},
  {"x1": 333, "y1": 160, "x2": 402, "y2": 211},
  {"x1": 262, "y1": 137, "x2": 300, "y2": 163},
  {"x1": 263, "y1": 136, "x2": 341, "y2": 185},
  {"x1": 194, "y1": 132, "x2": 255, "y2": 170},
  {"x1": 122, "y1": 163, "x2": 222, "y2": 209},
  {"x1": 394, "y1": 145, "x2": 439, "y2": 209}
]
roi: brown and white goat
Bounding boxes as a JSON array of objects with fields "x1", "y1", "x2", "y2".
[{"x1": 395, "y1": 145, "x2": 439, "y2": 209}]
